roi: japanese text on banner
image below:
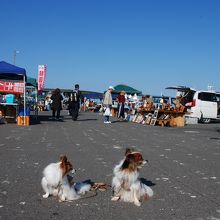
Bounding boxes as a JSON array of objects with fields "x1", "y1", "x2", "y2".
[
  {"x1": 38, "y1": 65, "x2": 47, "y2": 91},
  {"x1": 0, "y1": 81, "x2": 24, "y2": 94}
]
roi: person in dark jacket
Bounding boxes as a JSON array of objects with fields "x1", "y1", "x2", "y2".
[
  {"x1": 68, "y1": 84, "x2": 82, "y2": 121},
  {"x1": 51, "y1": 88, "x2": 63, "y2": 120}
]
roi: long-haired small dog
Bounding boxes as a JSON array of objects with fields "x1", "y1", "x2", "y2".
[
  {"x1": 41, "y1": 155, "x2": 80, "y2": 201},
  {"x1": 111, "y1": 148, "x2": 153, "y2": 206}
]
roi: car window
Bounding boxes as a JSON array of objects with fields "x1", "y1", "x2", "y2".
[
  {"x1": 153, "y1": 96, "x2": 169, "y2": 103},
  {"x1": 180, "y1": 90, "x2": 195, "y2": 105},
  {"x1": 198, "y1": 92, "x2": 216, "y2": 102}
]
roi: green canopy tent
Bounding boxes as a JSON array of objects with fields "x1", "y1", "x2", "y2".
[
  {"x1": 26, "y1": 76, "x2": 37, "y2": 87},
  {"x1": 113, "y1": 84, "x2": 142, "y2": 95}
]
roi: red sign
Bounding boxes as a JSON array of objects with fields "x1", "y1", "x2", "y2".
[
  {"x1": 38, "y1": 64, "x2": 47, "y2": 91},
  {"x1": 0, "y1": 81, "x2": 24, "y2": 94}
]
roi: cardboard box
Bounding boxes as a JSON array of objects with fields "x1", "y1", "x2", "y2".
[
  {"x1": 17, "y1": 116, "x2": 30, "y2": 126},
  {"x1": 170, "y1": 115, "x2": 185, "y2": 127}
]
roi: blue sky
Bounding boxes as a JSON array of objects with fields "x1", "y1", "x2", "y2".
[{"x1": 1, "y1": 0, "x2": 220, "y2": 96}]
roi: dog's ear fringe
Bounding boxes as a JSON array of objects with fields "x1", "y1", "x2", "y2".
[
  {"x1": 121, "y1": 158, "x2": 130, "y2": 169},
  {"x1": 60, "y1": 155, "x2": 67, "y2": 162},
  {"x1": 125, "y1": 148, "x2": 135, "y2": 156},
  {"x1": 121, "y1": 154, "x2": 135, "y2": 169}
]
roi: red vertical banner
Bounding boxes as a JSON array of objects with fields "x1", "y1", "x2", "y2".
[{"x1": 38, "y1": 64, "x2": 47, "y2": 91}]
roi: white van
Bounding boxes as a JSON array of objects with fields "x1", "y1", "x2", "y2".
[{"x1": 166, "y1": 86, "x2": 220, "y2": 123}]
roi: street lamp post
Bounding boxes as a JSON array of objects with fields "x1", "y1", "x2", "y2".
[{"x1": 13, "y1": 50, "x2": 19, "y2": 65}]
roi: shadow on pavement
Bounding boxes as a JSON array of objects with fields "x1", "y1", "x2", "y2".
[
  {"x1": 111, "y1": 120, "x2": 128, "y2": 123},
  {"x1": 30, "y1": 115, "x2": 98, "y2": 125},
  {"x1": 76, "y1": 119, "x2": 98, "y2": 122},
  {"x1": 30, "y1": 115, "x2": 65, "y2": 125},
  {"x1": 140, "y1": 178, "x2": 156, "y2": 187},
  {"x1": 209, "y1": 137, "x2": 220, "y2": 140}
]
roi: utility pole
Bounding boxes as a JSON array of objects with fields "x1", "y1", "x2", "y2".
[{"x1": 13, "y1": 50, "x2": 19, "y2": 65}]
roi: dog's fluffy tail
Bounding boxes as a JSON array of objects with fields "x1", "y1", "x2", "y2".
[
  {"x1": 74, "y1": 181, "x2": 92, "y2": 195},
  {"x1": 146, "y1": 186, "x2": 153, "y2": 198}
]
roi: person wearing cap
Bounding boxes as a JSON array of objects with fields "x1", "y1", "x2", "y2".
[
  {"x1": 103, "y1": 86, "x2": 114, "y2": 123},
  {"x1": 68, "y1": 84, "x2": 82, "y2": 121}
]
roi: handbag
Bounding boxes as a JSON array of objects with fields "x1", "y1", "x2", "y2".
[{"x1": 104, "y1": 107, "x2": 111, "y2": 116}]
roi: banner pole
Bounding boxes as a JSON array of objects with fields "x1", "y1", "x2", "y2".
[{"x1": 23, "y1": 75, "x2": 26, "y2": 125}]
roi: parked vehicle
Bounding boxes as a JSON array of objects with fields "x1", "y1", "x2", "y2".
[
  {"x1": 166, "y1": 86, "x2": 220, "y2": 123},
  {"x1": 216, "y1": 92, "x2": 220, "y2": 117},
  {"x1": 152, "y1": 95, "x2": 175, "y2": 108}
]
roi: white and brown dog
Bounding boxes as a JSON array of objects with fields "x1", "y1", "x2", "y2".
[
  {"x1": 41, "y1": 155, "x2": 80, "y2": 201},
  {"x1": 111, "y1": 148, "x2": 153, "y2": 206}
]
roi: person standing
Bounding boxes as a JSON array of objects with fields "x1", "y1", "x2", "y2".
[
  {"x1": 45, "y1": 96, "x2": 51, "y2": 111},
  {"x1": 103, "y1": 86, "x2": 114, "y2": 124},
  {"x1": 51, "y1": 88, "x2": 63, "y2": 120},
  {"x1": 117, "y1": 90, "x2": 126, "y2": 121},
  {"x1": 68, "y1": 84, "x2": 82, "y2": 121}
]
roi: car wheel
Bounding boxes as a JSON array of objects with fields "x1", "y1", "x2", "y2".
[{"x1": 201, "y1": 118, "x2": 211, "y2": 123}]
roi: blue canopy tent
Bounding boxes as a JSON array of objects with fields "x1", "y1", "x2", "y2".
[
  {"x1": 0, "y1": 61, "x2": 26, "y2": 81},
  {"x1": 83, "y1": 92, "x2": 103, "y2": 100},
  {"x1": 0, "y1": 61, "x2": 28, "y2": 124}
]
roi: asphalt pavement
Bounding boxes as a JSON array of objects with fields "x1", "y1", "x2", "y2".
[{"x1": 0, "y1": 110, "x2": 220, "y2": 220}]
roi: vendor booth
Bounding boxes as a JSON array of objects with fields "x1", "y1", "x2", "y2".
[
  {"x1": 110, "y1": 84, "x2": 142, "y2": 117},
  {"x1": 131, "y1": 95, "x2": 186, "y2": 127},
  {"x1": 0, "y1": 61, "x2": 28, "y2": 125},
  {"x1": 26, "y1": 76, "x2": 38, "y2": 116}
]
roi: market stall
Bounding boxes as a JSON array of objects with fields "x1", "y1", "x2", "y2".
[
  {"x1": 26, "y1": 76, "x2": 38, "y2": 117},
  {"x1": 132, "y1": 95, "x2": 186, "y2": 127},
  {"x1": 137, "y1": 109, "x2": 185, "y2": 127},
  {"x1": 0, "y1": 61, "x2": 27, "y2": 125},
  {"x1": 108, "y1": 85, "x2": 142, "y2": 118}
]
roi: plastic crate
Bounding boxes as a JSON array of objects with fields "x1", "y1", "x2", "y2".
[
  {"x1": 5, "y1": 94, "x2": 15, "y2": 103},
  {"x1": 17, "y1": 116, "x2": 30, "y2": 126}
]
